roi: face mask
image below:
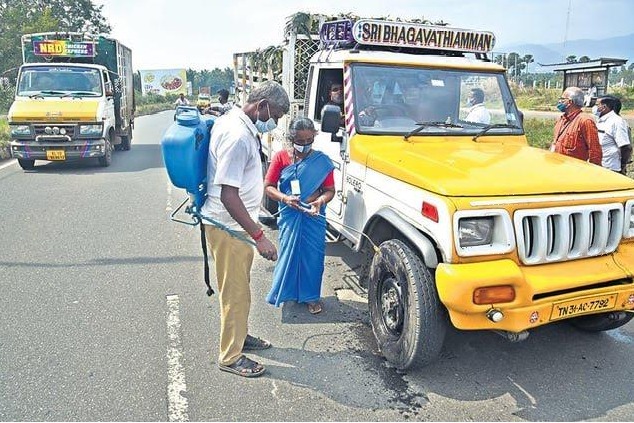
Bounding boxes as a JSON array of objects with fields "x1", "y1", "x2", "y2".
[
  {"x1": 255, "y1": 103, "x2": 277, "y2": 133},
  {"x1": 556, "y1": 102, "x2": 568, "y2": 113},
  {"x1": 466, "y1": 98, "x2": 475, "y2": 107},
  {"x1": 293, "y1": 142, "x2": 313, "y2": 153},
  {"x1": 591, "y1": 106, "x2": 600, "y2": 116}
]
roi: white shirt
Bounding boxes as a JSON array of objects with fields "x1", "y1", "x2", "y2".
[
  {"x1": 597, "y1": 110, "x2": 630, "y2": 171},
  {"x1": 200, "y1": 108, "x2": 263, "y2": 230},
  {"x1": 465, "y1": 103, "x2": 491, "y2": 124},
  {"x1": 174, "y1": 97, "x2": 189, "y2": 106}
]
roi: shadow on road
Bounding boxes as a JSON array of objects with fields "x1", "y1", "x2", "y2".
[{"x1": 19, "y1": 144, "x2": 164, "y2": 175}]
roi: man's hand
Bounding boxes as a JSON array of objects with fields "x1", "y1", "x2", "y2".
[{"x1": 255, "y1": 236, "x2": 277, "y2": 261}]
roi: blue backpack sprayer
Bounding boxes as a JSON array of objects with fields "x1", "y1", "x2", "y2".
[{"x1": 161, "y1": 106, "x2": 255, "y2": 296}]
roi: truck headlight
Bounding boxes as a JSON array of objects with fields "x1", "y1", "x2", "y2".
[
  {"x1": 79, "y1": 124, "x2": 103, "y2": 136},
  {"x1": 453, "y1": 210, "x2": 515, "y2": 257},
  {"x1": 10, "y1": 125, "x2": 32, "y2": 137},
  {"x1": 459, "y1": 217, "x2": 493, "y2": 247}
]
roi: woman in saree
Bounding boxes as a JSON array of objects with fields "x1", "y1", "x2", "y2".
[{"x1": 264, "y1": 117, "x2": 335, "y2": 314}]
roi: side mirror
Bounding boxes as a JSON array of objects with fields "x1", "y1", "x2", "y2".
[
  {"x1": 105, "y1": 81, "x2": 114, "y2": 97},
  {"x1": 518, "y1": 109, "x2": 524, "y2": 127},
  {"x1": 321, "y1": 104, "x2": 341, "y2": 135}
]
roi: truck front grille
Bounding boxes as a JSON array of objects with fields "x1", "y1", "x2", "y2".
[
  {"x1": 514, "y1": 204, "x2": 623, "y2": 265},
  {"x1": 33, "y1": 124, "x2": 77, "y2": 138}
]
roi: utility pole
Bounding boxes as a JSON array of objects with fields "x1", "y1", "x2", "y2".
[{"x1": 563, "y1": 0, "x2": 572, "y2": 62}]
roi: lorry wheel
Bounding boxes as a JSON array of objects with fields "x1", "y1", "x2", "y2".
[
  {"x1": 121, "y1": 126, "x2": 132, "y2": 151},
  {"x1": 18, "y1": 159, "x2": 35, "y2": 170},
  {"x1": 568, "y1": 311, "x2": 634, "y2": 332},
  {"x1": 98, "y1": 133, "x2": 113, "y2": 167},
  {"x1": 368, "y1": 239, "x2": 446, "y2": 370}
]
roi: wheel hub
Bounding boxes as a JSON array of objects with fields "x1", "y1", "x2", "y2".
[{"x1": 379, "y1": 276, "x2": 404, "y2": 334}]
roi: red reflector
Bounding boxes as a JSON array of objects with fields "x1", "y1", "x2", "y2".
[{"x1": 421, "y1": 202, "x2": 438, "y2": 222}]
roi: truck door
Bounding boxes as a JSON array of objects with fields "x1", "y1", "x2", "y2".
[{"x1": 311, "y1": 67, "x2": 347, "y2": 221}]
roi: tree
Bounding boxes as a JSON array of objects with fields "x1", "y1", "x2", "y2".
[
  {"x1": 566, "y1": 55, "x2": 577, "y2": 63},
  {"x1": 579, "y1": 56, "x2": 591, "y2": 63},
  {"x1": 0, "y1": 0, "x2": 110, "y2": 81}
]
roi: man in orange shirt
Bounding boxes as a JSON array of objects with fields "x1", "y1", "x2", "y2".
[{"x1": 551, "y1": 86, "x2": 602, "y2": 165}]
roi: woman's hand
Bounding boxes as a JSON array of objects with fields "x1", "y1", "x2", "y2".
[
  {"x1": 282, "y1": 194, "x2": 301, "y2": 209},
  {"x1": 306, "y1": 197, "x2": 325, "y2": 216}
]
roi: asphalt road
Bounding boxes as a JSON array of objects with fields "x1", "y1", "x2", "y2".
[{"x1": 1, "y1": 111, "x2": 633, "y2": 421}]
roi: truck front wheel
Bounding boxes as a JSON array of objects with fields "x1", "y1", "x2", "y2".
[
  {"x1": 368, "y1": 239, "x2": 446, "y2": 370},
  {"x1": 98, "y1": 132, "x2": 113, "y2": 167},
  {"x1": 18, "y1": 159, "x2": 35, "y2": 170},
  {"x1": 569, "y1": 311, "x2": 633, "y2": 332}
]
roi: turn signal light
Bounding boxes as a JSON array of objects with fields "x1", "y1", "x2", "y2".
[{"x1": 473, "y1": 285, "x2": 515, "y2": 305}]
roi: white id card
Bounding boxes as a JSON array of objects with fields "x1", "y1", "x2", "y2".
[{"x1": 290, "y1": 179, "x2": 301, "y2": 195}]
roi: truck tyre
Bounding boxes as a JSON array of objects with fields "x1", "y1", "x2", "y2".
[
  {"x1": 98, "y1": 132, "x2": 113, "y2": 167},
  {"x1": 568, "y1": 311, "x2": 634, "y2": 332},
  {"x1": 18, "y1": 159, "x2": 35, "y2": 170},
  {"x1": 120, "y1": 126, "x2": 132, "y2": 151},
  {"x1": 368, "y1": 239, "x2": 446, "y2": 370}
]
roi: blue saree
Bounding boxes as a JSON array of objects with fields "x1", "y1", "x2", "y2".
[{"x1": 266, "y1": 150, "x2": 335, "y2": 307}]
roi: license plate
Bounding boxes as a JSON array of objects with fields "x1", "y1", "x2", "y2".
[
  {"x1": 550, "y1": 294, "x2": 617, "y2": 321},
  {"x1": 46, "y1": 150, "x2": 65, "y2": 160}
]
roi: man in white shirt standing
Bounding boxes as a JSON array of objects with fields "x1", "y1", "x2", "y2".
[
  {"x1": 200, "y1": 81, "x2": 290, "y2": 378},
  {"x1": 594, "y1": 95, "x2": 632, "y2": 174},
  {"x1": 465, "y1": 87, "x2": 491, "y2": 124}
]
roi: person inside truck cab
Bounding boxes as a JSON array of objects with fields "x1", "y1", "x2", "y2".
[
  {"x1": 174, "y1": 93, "x2": 189, "y2": 107},
  {"x1": 322, "y1": 81, "x2": 344, "y2": 126},
  {"x1": 465, "y1": 88, "x2": 491, "y2": 124}
]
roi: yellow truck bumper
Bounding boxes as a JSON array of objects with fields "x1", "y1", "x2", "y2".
[{"x1": 436, "y1": 243, "x2": 634, "y2": 332}]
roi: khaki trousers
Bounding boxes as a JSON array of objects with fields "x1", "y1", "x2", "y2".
[{"x1": 204, "y1": 225, "x2": 254, "y2": 366}]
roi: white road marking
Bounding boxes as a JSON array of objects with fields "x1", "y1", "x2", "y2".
[
  {"x1": 166, "y1": 294, "x2": 189, "y2": 422},
  {"x1": 507, "y1": 376, "x2": 537, "y2": 407},
  {"x1": 166, "y1": 182, "x2": 173, "y2": 212},
  {"x1": 606, "y1": 328, "x2": 634, "y2": 345},
  {"x1": 0, "y1": 159, "x2": 16, "y2": 171}
]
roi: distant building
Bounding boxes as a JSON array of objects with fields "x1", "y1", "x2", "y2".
[{"x1": 540, "y1": 57, "x2": 628, "y2": 99}]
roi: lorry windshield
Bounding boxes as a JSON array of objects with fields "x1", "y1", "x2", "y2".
[
  {"x1": 17, "y1": 66, "x2": 102, "y2": 97},
  {"x1": 351, "y1": 64, "x2": 522, "y2": 136}
]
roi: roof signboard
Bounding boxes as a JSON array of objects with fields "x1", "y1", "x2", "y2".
[{"x1": 352, "y1": 19, "x2": 495, "y2": 53}]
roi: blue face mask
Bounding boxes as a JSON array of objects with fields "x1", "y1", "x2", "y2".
[
  {"x1": 556, "y1": 102, "x2": 568, "y2": 113},
  {"x1": 255, "y1": 103, "x2": 277, "y2": 133},
  {"x1": 293, "y1": 142, "x2": 313, "y2": 154}
]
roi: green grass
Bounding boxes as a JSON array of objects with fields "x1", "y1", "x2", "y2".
[
  {"x1": 0, "y1": 118, "x2": 9, "y2": 159},
  {"x1": 524, "y1": 118, "x2": 555, "y2": 150}
]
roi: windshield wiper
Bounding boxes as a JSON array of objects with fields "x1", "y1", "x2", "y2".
[
  {"x1": 472, "y1": 123, "x2": 520, "y2": 141},
  {"x1": 61, "y1": 91, "x2": 99, "y2": 98},
  {"x1": 39, "y1": 90, "x2": 67, "y2": 96},
  {"x1": 28, "y1": 93, "x2": 44, "y2": 99},
  {"x1": 404, "y1": 121, "x2": 463, "y2": 140}
]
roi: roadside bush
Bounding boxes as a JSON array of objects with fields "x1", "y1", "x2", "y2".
[{"x1": 523, "y1": 118, "x2": 555, "y2": 150}]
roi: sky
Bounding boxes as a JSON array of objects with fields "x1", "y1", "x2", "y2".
[{"x1": 95, "y1": 0, "x2": 634, "y2": 71}]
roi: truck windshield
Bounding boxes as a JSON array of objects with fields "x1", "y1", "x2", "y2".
[
  {"x1": 351, "y1": 64, "x2": 523, "y2": 137},
  {"x1": 17, "y1": 66, "x2": 102, "y2": 97}
]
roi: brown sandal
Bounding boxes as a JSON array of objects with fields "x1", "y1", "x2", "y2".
[{"x1": 218, "y1": 355, "x2": 265, "y2": 378}]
